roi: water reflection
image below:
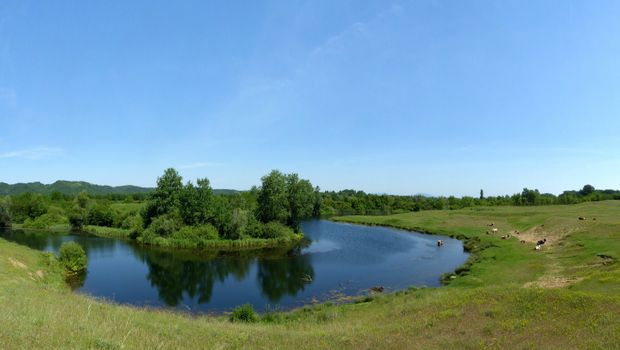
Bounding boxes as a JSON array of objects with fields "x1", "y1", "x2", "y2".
[
  {"x1": 257, "y1": 255, "x2": 314, "y2": 302},
  {"x1": 0, "y1": 228, "x2": 315, "y2": 307},
  {"x1": 0, "y1": 221, "x2": 469, "y2": 312},
  {"x1": 140, "y1": 250, "x2": 252, "y2": 306}
]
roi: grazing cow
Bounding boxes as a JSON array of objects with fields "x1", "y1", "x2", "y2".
[
  {"x1": 535, "y1": 245, "x2": 541, "y2": 250},
  {"x1": 491, "y1": 228, "x2": 498, "y2": 233},
  {"x1": 488, "y1": 223, "x2": 495, "y2": 227},
  {"x1": 578, "y1": 217, "x2": 586, "y2": 221},
  {"x1": 536, "y1": 238, "x2": 547, "y2": 245},
  {"x1": 437, "y1": 240, "x2": 444, "y2": 247}
]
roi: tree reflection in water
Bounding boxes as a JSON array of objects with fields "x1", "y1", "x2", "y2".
[
  {"x1": 257, "y1": 253, "x2": 314, "y2": 302},
  {"x1": 139, "y1": 245, "x2": 314, "y2": 306},
  {"x1": 0, "y1": 227, "x2": 316, "y2": 308}
]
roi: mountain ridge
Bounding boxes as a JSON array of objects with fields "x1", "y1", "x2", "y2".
[{"x1": 0, "y1": 180, "x2": 238, "y2": 196}]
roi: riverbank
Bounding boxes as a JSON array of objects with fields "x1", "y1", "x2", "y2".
[{"x1": 2, "y1": 201, "x2": 620, "y2": 348}]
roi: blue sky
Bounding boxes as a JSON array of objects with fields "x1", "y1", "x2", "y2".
[{"x1": 1, "y1": 1, "x2": 619, "y2": 196}]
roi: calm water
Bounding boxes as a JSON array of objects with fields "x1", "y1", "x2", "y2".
[{"x1": 0, "y1": 220, "x2": 468, "y2": 313}]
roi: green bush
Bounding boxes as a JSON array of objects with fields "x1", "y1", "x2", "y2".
[
  {"x1": 230, "y1": 304, "x2": 258, "y2": 323},
  {"x1": 147, "y1": 215, "x2": 181, "y2": 237},
  {"x1": 86, "y1": 204, "x2": 115, "y2": 227},
  {"x1": 58, "y1": 242, "x2": 88, "y2": 273},
  {"x1": 22, "y1": 211, "x2": 68, "y2": 229},
  {"x1": 263, "y1": 221, "x2": 294, "y2": 239},
  {"x1": 245, "y1": 221, "x2": 294, "y2": 239}
]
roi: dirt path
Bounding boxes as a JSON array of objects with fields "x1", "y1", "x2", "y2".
[{"x1": 520, "y1": 223, "x2": 584, "y2": 288}]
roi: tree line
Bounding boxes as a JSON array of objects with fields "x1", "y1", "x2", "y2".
[
  {"x1": 319, "y1": 184, "x2": 619, "y2": 216},
  {"x1": 1, "y1": 175, "x2": 618, "y2": 234}
]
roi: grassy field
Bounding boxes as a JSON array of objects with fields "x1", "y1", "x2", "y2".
[{"x1": 1, "y1": 201, "x2": 620, "y2": 349}]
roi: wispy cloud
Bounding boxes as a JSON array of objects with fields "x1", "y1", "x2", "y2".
[
  {"x1": 0, "y1": 146, "x2": 64, "y2": 160},
  {"x1": 179, "y1": 161, "x2": 220, "y2": 170},
  {"x1": 310, "y1": 3, "x2": 403, "y2": 58}
]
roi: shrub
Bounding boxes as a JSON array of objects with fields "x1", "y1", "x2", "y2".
[
  {"x1": 147, "y1": 215, "x2": 181, "y2": 237},
  {"x1": 262, "y1": 221, "x2": 294, "y2": 239},
  {"x1": 22, "y1": 209, "x2": 68, "y2": 229},
  {"x1": 230, "y1": 304, "x2": 258, "y2": 323},
  {"x1": 58, "y1": 242, "x2": 88, "y2": 273},
  {"x1": 245, "y1": 221, "x2": 294, "y2": 239},
  {"x1": 86, "y1": 204, "x2": 115, "y2": 227}
]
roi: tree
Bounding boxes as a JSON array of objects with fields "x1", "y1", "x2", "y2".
[
  {"x1": 179, "y1": 181, "x2": 199, "y2": 226},
  {"x1": 521, "y1": 188, "x2": 541, "y2": 206},
  {"x1": 580, "y1": 184, "x2": 595, "y2": 196},
  {"x1": 143, "y1": 168, "x2": 184, "y2": 226},
  {"x1": 195, "y1": 178, "x2": 214, "y2": 223},
  {"x1": 68, "y1": 206, "x2": 86, "y2": 230},
  {"x1": 256, "y1": 170, "x2": 289, "y2": 224},
  {"x1": 312, "y1": 186, "x2": 322, "y2": 217},
  {"x1": 10, "y1": 193, "x2": 47, "y2": 222},
  {"x1": 75, "y1": 191, "x2": 90, "y2": 209},
  {"x1": 0, "y1": 197, "x2": 11, "y2": 227},
  {"x1": 286, "y1": 174, "x2": 315, "y2": 231}
]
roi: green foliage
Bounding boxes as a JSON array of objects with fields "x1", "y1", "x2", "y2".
[
  {"x1": 75, "y1": 191, "x2": 90, "y2": 209},
  {"x1": 58, "y1": 242, "x2": 88, "y2": 273},
  {"x1": 179, "y1": 178, "x2": 213, "y2": 226},
  {"x1": 68, "y1": 207, "x2": 87, "y2": 230},
  {"x1": 0, "y1": 197, "x2": 11, "y2": 227},
  {"x1": 256, "y1": 170, "x2": 317, "y2": 231},
  {"x1": 256, "y1": 170, "x2": 289, "y2": 224},
  {"x1": 142, "y1": 168, "x2": 184, "y2": 226},
  {"x1": 246, "y1": 221, "x2": 295, "y2": 239},
  {"x1": 0, "y1": 180, "x2": 152, "y2": 196},
  {"x1": 229, "y1": 304, "x2": 258, "y2": 323},
  {"x1": 145, "y1": 215, "x2": 181, "y2": 237},
  {"x1": 286, "y1": 174, "x2": 315, "y2": 231},
  {"x1": 170, "y1": 224, "x2": 219, "y2": 243},
  {"x1": 23, "y1": 210, "x2": 68, "y2": 229},
  {"x1": 86, "y1": 204, "x2": 114, "y2": 227},
  {"x1": 10, "y1": 192, "x2": 47, "y2": 223}
]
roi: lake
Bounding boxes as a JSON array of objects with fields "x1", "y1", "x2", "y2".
[{"x1": 0, "y1": 220, "x2": 468, "y2": 313}]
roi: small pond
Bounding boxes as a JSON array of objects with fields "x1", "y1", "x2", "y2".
[{"x1": 0, "y1": 220, "x2": 468, "y2": 313}]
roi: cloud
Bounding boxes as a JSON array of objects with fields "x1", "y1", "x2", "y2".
[
  {"x1": 0, "y1": 147, "x2": 64, "y2": 160},
  {"x1": 309, "y1": 3, "x2": 403, "y2": 58},
  {"x1": 179, "y1": 162, "x2": 220, "y2": 170}
]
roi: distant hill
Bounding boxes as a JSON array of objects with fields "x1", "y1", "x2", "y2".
[
  {"x1": 0, "y1": 180, "x2": 239, "y2": 196},
  {"x1": 0, "y1": 181, "x2": 153, "y2": 196}
]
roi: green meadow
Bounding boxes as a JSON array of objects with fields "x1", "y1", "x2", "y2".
[{"x1": 2, "y1": 201, "x2": 620, "y2": 349}]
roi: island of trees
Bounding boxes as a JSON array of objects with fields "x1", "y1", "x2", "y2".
[{"x1": 1, "y1": 169, "x2": 320, "y2": 250}]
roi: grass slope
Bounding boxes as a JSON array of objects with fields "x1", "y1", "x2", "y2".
[{"x1": 1, "y1": 201, "x2": 620, "y2": 349}]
